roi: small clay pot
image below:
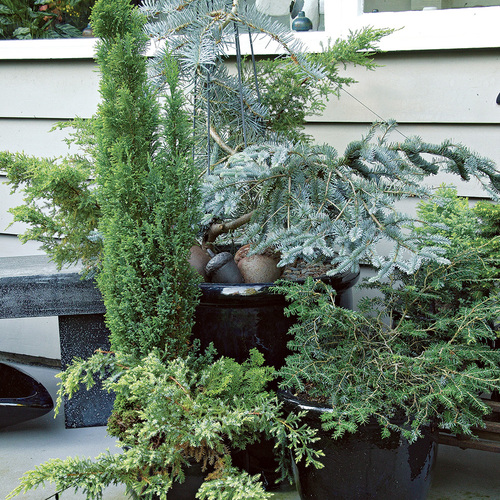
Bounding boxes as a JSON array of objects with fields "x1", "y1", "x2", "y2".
[
  {"x1": 188, "y1": 246, "x2": 211, "y2": 281},
  {"x1": 205, "y1": 252, "x2": 244, "y2": 283}
]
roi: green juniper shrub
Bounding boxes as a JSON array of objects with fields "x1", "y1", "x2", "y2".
[
  {"x1": 1, "y1": 141, "x2": 101, "y2": 273},
  {"x1": 393, "y1": 186, "x2": 500, "y2": 326},
  {"x1": 7, "y1": 348, "x2": 323, "y2": 500},
  {"x1": 90, "y1": 0, "x2": 202, "y2": 359}
]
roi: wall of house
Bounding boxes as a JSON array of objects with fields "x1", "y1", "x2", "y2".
[
  {"x1": 0, "y1": 56, "x2": 100, "y2": 363},
  {"x1": 1, "y1": 45, "x2": 499, "y2": 362}
]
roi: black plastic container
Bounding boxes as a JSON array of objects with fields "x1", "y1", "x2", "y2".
[
  {"x1": 0, "y1": 363, "x2": 53, "y2": 428},
  {"x1": 281, "y1": 392, "x2": 438, "y2": 500},
  {"x1": 150, "y1": 462, "x2": 206, "y2": 500}
]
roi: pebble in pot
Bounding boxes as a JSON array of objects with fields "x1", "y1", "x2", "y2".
[
  {"x1": 188, "y1": 245, "x2": 211, "y2": 281},
  {"x1": 205, "y1": 252, "x2": 244, "y2": 283},
  {"x1": 234, "y1": 244, "x2": 283, "y2": 283}
]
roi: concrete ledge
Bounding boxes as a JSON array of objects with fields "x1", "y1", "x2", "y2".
[
  {"x1": 0, "y1": 256, "x2": 104, "y2": 319},
  {"x1": 0, "y1": 255, "x2": 110, "y2": 428}
]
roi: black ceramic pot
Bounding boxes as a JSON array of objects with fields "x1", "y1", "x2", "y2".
[
  {"x1": 193, "y1": 270, "x2": 359, "y2": 369},
  {"x1": 150, "y1": 461, "x2": 206, "y2": 500},
  {"x1": 280, "y1": 393, "x2": 438, "y2": 500},
  {"x1": 192, "y1": 271, "x2": 359, "y2": 489},
  {"x1": 0, "y1": 362, "x2": 53, "y2": 428}
]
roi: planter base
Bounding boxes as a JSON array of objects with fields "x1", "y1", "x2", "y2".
[{"x1": 282, "y1": 394, "x2": 438, "y2": 500}]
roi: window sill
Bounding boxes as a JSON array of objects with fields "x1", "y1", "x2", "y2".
[
  {"x1": 0, "y1": 38, "x2": 98, "y2": 60},
  {"x1": 1, "y1": 5, "x2": 499, "y2": 62},
  {"x1": 328, "y1": 6, "x2": 500, "y2": 52}
]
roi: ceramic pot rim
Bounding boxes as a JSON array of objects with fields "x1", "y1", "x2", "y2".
[{"x1": 198, "y1": 270, "x2": 360, "y2": 305}]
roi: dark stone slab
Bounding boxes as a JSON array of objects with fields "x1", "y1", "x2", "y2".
[
  {"x1": 0, "y1": 255, "x2": 110, "y2": 428},
  {"x1": 59, "y1": 314, "x2": 114, "y2": 428},
  {"x1": 0, "y1": 256, "x2": 104, "y2": 319}
]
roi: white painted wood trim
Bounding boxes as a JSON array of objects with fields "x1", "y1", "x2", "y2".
[
  {"x1": 0, "y1": 38, "x2": 98, "y2": 60},
  {"x1": 1, "y1": 3, "x2": 499, "y2": 60},
  {"x1": 339, "y1": 3, "x2": 500, "y2": 52}
]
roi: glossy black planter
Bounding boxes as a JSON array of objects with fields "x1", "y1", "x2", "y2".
[
  {"x1": 281, "y1": 393, "x2": 438, "y2": 500},
  {"x1": 0, "y1": 363, "x2": 54, "y2": 428},
  {"x1": 148, "y1": 462, "x2": 206, "y2": 500},
  {"x1": 193, "y1": 272, "x2": 359, "y2": 488},
  {"x1": 193, "y1": 271, "x2": 359, "y2": 369}
]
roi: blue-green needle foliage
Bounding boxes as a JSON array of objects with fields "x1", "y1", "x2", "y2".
[
  {"x1": 90, "y1": 0, "x2": 202, "y2": 359},
  {"x1": 141, "y1": 0, "x2": 391, "y2": 162},
  {"x1": 202, "y1": 124, "x2": 500, "y2": 279}
]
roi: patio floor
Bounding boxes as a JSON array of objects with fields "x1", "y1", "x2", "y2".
[{"x1": 1, "y1": 362, "x2": 500, "y2": 500}]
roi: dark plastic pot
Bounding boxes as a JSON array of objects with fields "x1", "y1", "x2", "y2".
[
  {"x1": 193, "y1": 270, "x2": 359, "y2": 369},
  {"x1": 0, "y1": 362, "x2": 53, "y2": 428},
  {"x1": 280, "y1": 392, "x2": 438, "y2": 500}
]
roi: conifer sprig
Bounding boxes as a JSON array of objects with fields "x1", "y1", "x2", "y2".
[{"x1": 202, "y1": 124, "x2": 500, "y2": 279}]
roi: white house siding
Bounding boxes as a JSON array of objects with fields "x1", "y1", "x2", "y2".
[
  {"x1": 0, "y1": 45, "x2": 499, "y2": 361},
  {"x1": 0, "y1": 57, "x2": 99, "y2": 363},
  {"x1": 305, "y1": 48, "x2": 500, "y2": 198}
]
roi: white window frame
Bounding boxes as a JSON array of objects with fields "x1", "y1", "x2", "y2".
[
  {"x1": 0, "y1": 0, "x2": 499, "y2": 60},
  {"x1": 324, "y1": 0, "x2": 500, "y2": 51}
]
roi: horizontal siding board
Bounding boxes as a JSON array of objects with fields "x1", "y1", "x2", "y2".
[
  {"x1": 0, "y1": 234, "x2": 43, "y2": 257},
  {"x1": 0, "y1": 60, "x2": 100, "y2": 119},
  {"x1": 0, "y1": 316, "x2": 59, "y2": 360},
  {"x1": 313, "y1": 50, "x2": 500, "y2": 125},
  {"x1": 0, "y1": 119, "x2": 73, "y2": 157},
  {"x1": 0, "y1": 174, "x2": 28, "y2": 236}
]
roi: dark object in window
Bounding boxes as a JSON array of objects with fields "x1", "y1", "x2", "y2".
[{"x1": 496, "y1": 92, "x2": 500, "y2": 105}]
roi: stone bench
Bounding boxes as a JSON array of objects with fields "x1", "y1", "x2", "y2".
[{"x1": 0, "y1": 255, "x2": 112, "y2": 428}]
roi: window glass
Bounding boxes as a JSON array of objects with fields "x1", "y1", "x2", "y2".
[
  {"x1": 248, "y1": 0, "x2": 325, "y2": 32},
  {"x1": 364, "y1": 0, "x2": 500, "y2": 13},
  {"x1": 0, "y1": 0, "x2": 141, "y2": 39}
]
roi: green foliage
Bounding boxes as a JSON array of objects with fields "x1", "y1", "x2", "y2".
[
  {"x1": 89, "y1": 0, "x2": 202, "y2": 359},
  {"x1": 8, "y1": 349, "x2": 323, "y2": 499},
  {"x1": 253, "y1": 27, "x2": 393, "y2": 143},
  {"x1": 0, "y1": 0, "x2": 93, "y2": 39},
  {"x1": 195, "y1": 466, "x2": 273, "y2": 500},
  {"x1": 202, "y1": 124, "x2": 500, "y2": 279},
  {"x1": 142, "y1": 1, "x2": 389, "y2": 163},
  {"x1": 7, "y1": 2, "x2": 500, "y2": 282},
  {"x1": 274, "y1": 277, "x2": 500, "y2": 444},
  {"x1": 1, "y1": 148, "x2": 101, "y2": 273},
  {"x1": 411, "y1": 186, "x2": 500, "y2": 304},
  {"x1": 273, "y1": 188, "x2": 500, "y2": 444}
]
